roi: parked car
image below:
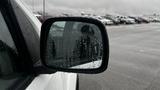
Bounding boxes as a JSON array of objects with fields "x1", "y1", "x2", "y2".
[
  {"x1": 0, "y1": 0, "x2": 109, "y2": 90},
  {"x1": 103, "y1": 15, "x2": 121, "y2": 25},
  {"x1": 142, "y1": 16, "x2": 154, "y2": 23},
  {"x1": 100, "y1": 18, "x2": 114, "y2": 25},
  {"x1": 138, "y1": 17, "x2": 150, "y2": 23},
  {"x1": 137, "y1": 17, "x2": 150, "y2": 23},
  {"x1": 151, "y1": 17, "x2": 160, "y2": 22},
  {"x1": 129, "y1": 16, "x2": 143, "y2": 24},
  {"x1": 119, "y1": 16, "x2": 136, "y2": 24},
  {"x1": 92, "y1": 16, "x2": 114, "y2": 25}
]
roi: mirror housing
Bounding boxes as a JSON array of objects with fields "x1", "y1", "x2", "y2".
[{"x1": 40, "y1": 17, "x2": 109, "y2": 74}]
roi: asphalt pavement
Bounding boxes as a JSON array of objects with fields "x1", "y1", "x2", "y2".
[{"x1": 79, "y1": 23, "x2": 160, "y2": 90}]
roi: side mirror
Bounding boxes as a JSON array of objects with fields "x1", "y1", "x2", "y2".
[{"x1": 40, "y1": 17, "x2": 109, "y2": 74}]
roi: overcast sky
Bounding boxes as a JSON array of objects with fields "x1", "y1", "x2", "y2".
[{"x1": 22, "y1": 0, "x2": 160, "y2": 16}]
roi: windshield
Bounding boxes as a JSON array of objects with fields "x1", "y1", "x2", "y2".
[{"x1": 21, "y1": 0, "x2": 160, "y2": 90}]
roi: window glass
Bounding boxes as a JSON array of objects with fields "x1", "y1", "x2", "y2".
[
  {"x1": 0, "y1": 14, "x2": 17, "y2": 51},
  {"x1": 0, "y1": 11, "x2": 18, "y2": 76},
  {"x1": 11, "y1": 0, "x2": 40, "y2": 63},
  {"x1": 0, "y1": 11, "x2": 18, "y2": 90}
]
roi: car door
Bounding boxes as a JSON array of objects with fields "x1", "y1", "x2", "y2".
[{"x1": 10, "y1": 0, "x2": 77, "y2": 90}]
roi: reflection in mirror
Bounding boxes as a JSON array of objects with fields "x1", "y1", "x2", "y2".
[{"x1": 44, "y1": 21, "x2": 103, "y2": 69}]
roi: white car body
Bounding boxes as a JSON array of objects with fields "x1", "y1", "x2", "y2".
[
  {"x1": 92, "y1": 16, "x2": 114, "y2": 25},
  {"x1": 13, "y1": 0, "x2": 77, "y2": 90},
  {"x1": 126, "y1": 18, "x2": 136, "y2": 23},
  {"x1": 121, "y1": 17, "x2": 136, "y2": 24},
  {"x1": 100, "y1": 18, "x2": 114, "y2": 25}
]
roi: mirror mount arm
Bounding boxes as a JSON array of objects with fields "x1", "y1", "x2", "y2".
[{"x1": 34, "y1": 66, "x2": 57, "y2": 75}]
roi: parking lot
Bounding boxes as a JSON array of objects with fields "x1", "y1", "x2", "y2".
[{"x1": 79, "y1": 23, "x2": 160, "y2": 90}]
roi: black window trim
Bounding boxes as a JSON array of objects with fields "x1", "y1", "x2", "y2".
[{"x1": 2, "y1": 0, "x2": 34, "y2": 74}]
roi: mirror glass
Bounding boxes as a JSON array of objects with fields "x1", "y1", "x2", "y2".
[{"x1": 44, "y1": 21, "x2": 103, "y2": 69}]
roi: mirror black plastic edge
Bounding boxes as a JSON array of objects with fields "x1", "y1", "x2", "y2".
[{"x1": 40, "y1": 17, "x2": 109, "y2": 74}]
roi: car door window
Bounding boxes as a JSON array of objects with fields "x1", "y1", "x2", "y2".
[
  {"x1": 0, "y1": 10, "x2": 20, "y2": 90},
  {"x1": 11, "y1": 0, "x2": 40, "y2": 64}
]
